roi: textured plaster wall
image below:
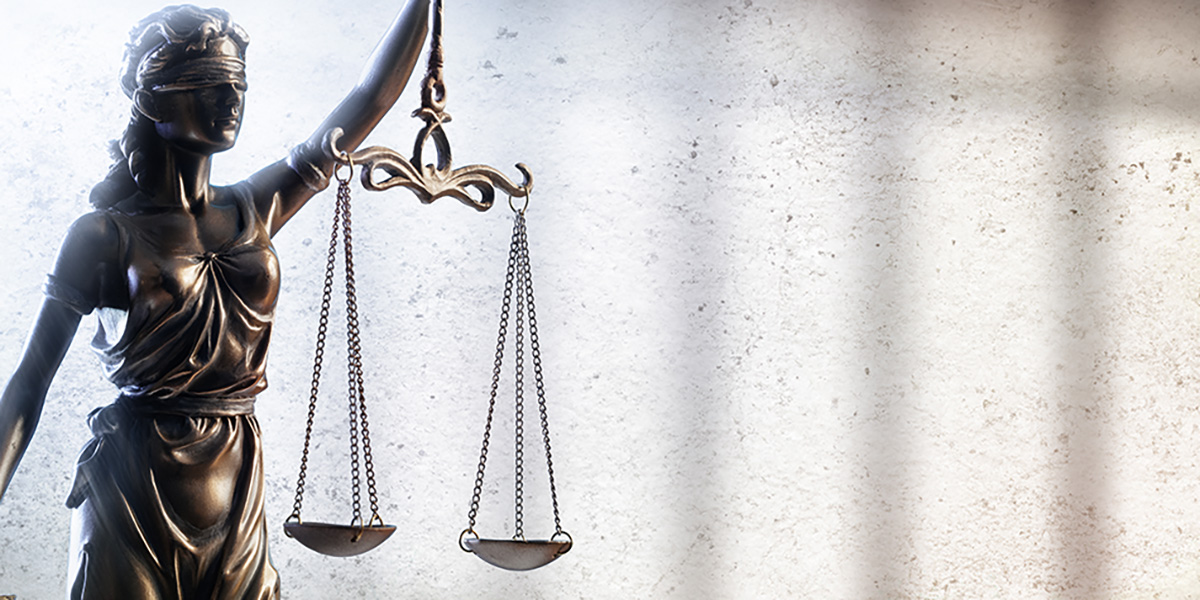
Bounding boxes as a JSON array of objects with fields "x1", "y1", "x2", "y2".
[{"x1": 2, "y1": 0, "x2": 1200, "y2": 598}]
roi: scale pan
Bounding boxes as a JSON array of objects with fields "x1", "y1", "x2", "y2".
[
  {"x1": 463, "y1": 537, "x2": 572, "y2": 571},
  {"x1": 284, "y1": 521, "x2": 396, "y2": 557}
]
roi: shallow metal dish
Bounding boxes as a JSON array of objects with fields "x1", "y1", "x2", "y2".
[
  {"x1": 460, "y1": 533, "x2": 572, "y2": 571},
  {"x1": 284, "y1": 521, "x2": 396, "y2": 557}
]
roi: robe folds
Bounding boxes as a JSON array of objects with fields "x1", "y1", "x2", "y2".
[{"x1": 48, "y1": 180, "x2": 286, "y2": 600}]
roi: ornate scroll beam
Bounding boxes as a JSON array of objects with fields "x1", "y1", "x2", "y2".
[{"x1": 326, "y1": 128, "x2": 532, "y2": 212}]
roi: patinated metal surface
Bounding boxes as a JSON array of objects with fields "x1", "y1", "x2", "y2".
[{"x1": 283, "y1": 521, "x2": 397, "y2": 558}]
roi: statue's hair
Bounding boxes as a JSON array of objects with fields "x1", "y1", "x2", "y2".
[{"x1": 90, "y1": 5, "x2": 249, "y2": 209}]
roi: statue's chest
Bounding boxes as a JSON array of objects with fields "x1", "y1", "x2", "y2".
[{"x1": 118, "y1": 204, "x2": 280, "y2": 317}]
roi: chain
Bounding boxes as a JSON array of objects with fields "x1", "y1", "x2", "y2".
[
  {"x1": 339, "y1": 176, "x2": 383, "y2": 525},
  {"x1": 517, "y1": 215, "x2": 563, "y2": 535},
  {"x1": 357, "y1": 362, "x2": 382, "y2": 522},
  {"x1": 289, "y1": 171, "x2": 343, "y2": 521},
  {"x1": 289, "y1": 163, "x2": 384, "y2": 529},
  {"x1": 513, "y1": 212, "x2": 527, "y2": 539},
  {"x1": 466, "y1": 216, "x2": 520, "y2": 532},
  {"x1": 465, "y1": 204, "x2": 566, "y2": 542},
  {"x1": 340, "y1": 176, "x2": 366, "y2": 527}
]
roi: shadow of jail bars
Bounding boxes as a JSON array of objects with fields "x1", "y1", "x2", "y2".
[{"x1": 1049, "y1": 0, "x2": 1117, "y2": 595}]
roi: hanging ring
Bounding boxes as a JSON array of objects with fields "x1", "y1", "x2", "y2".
[
  {"x1": 552, "y1": 530, "x2": 573, "y2": 554},
  {"x1": 326, "y1": 127, "x2": 355, "y2": 184},
  {"x1": 283, "y1": 513, "x2": 302, "y2": 538},
  {"x1": 334, "y1": 154, "x2": 354, "y2": 185},
  {"x1": 459, "y1": 528, "x2": 479, "y2": 552},
  {"x1": 508, "y1": 189, "x2": 531, "y2": 214}
]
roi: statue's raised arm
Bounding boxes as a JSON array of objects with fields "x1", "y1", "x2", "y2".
[{"x1": 256, "y1": 0, "x2": 432, "y2": 234}]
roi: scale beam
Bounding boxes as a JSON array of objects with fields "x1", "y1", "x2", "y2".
[{"x1": 326, "y1": 128, "x2": 532, "y2": 211}]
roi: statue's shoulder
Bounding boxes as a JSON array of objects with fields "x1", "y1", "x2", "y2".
[
  {"x1": 46, "y1": 210, "x2": 126, "y2": 311},
  {"x1": 61, "y1": 210, "x2": 124, "y2": 261}
]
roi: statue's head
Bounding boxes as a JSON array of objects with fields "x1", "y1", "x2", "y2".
[
  {"x1": 121, "y1": 5, "x2": 250, "y2": 154},
  {"x1": 91, "y1": 5, "x2": 251, "y2": 207}
]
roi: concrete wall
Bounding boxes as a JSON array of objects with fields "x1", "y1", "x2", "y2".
[{"x1": 2, "y1": 0, "x2": 1200, "y2": 598}]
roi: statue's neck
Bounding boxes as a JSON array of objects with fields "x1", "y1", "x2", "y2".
[{"x1": 153, "y1": 146, "x2": 213, "y2": 211}]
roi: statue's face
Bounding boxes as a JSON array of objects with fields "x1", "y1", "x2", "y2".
[{"x1": 152, "y1": 82, "x2": 246, "y2": 154}]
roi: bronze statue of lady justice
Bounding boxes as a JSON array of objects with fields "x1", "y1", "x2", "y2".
[{"x1": 0, "y1": 1, "x2": 439, "y2": 597}]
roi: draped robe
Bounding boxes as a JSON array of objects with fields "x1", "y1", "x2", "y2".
[{"x1": 47, "y1": 182, "x2": 283, "y2": 600}]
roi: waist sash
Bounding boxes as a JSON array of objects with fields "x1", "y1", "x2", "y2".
[
  {"x1": 66, "y1": 394, "x2": 256, "y2": 508},
  {"x1": 116, "y1": 393, "x2": 256, "y2": 417}
]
